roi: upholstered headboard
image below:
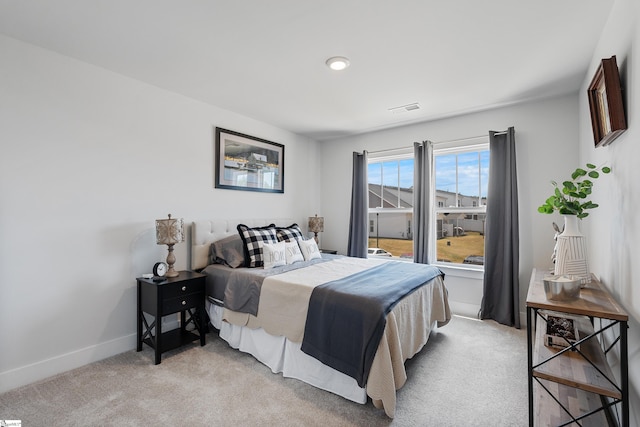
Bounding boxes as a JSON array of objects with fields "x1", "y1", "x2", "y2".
[{"x1": 191, "y1": 218, "x2": 294, "y2": 270}]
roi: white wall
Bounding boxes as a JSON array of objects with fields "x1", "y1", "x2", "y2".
[
  {"x1": 319, "y1": 94, "x2": 580, "y2": 319},
  {"x1": 578, "y1": 0, "x2": 640, "y2": 424},
  {"x1": 0, "y1": 34, "x2": 321, "y2": 392}
]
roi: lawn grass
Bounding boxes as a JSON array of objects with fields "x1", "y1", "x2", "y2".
[
  {"x1": 436, "y1": 232, "x2": 485, "y2": 263},
  {"x1": 369, "y1": 231, "x2": 485, "y2": 263}
]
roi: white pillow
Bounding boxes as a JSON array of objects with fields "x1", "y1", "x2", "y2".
[
  {"x1": 299, "y1": 239, "x2": 322, "y2": 261},
  {"x1": 262, "y1": 241, "x2": 287, "y2": 269},
  {"x1": 285, "y1": 241, "x2": 304, "y2": 264}
]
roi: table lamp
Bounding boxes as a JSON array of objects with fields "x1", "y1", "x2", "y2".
[
  {"x1": 155, "y1": 213, "x2": 184, "y2": 278},
  {"x1": 308, "y1": 214, "x2": 324, "y2": 244}
]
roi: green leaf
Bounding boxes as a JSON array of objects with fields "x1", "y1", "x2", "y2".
[
  {"x1": 572, "y1": 168, "x2": 587, "y2": 179},
  {"x1": 538, "y1": 163, "x2": 610, "y2": 217}
]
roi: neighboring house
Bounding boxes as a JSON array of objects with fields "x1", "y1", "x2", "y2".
[{"x1": 368, "y1": 185, "x2": 487, "y2": 240}]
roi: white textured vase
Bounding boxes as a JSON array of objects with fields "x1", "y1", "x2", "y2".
[{"x1": 554, "y1": 215, "x2": 590, "y2": 284}]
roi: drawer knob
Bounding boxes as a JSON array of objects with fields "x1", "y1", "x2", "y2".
[
  {"x1": 182, "y1": 286, "x2": 187, "y2": 291},
  {"x1": 182, "y1": 300, "x2": 186, "y2": 305}
]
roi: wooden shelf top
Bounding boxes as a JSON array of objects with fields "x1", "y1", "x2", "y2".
[{"x1": 526, "y1": 268, "x2": 628, "y2": 321}]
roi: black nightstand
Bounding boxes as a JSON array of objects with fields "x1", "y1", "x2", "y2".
[{"x1": 136, "y1": 271, "x2": 206, "y2": 364}]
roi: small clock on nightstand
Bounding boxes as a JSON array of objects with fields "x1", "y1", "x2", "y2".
[{"x1": 153, "y1": 261, "x2": 167, "y2": 277}]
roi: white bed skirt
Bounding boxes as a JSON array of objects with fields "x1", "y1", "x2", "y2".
[{"x1": 207, "y1": 301, "x2": 368, "y2": 404}]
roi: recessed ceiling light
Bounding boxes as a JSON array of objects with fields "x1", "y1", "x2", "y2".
[{"x1": 326, "y1": 56, "x2": 350, "y2": 71}]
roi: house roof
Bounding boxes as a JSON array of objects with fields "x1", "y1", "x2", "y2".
[
  {"x1": 369, "y1": 184, "x2": 413, "y2": 209},
  {"x1": 370, "y1": 184, "x2": 487, "y2": 209}
]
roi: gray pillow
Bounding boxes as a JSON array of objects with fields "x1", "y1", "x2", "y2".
[{"x1": 209, "y1": 234, "x2": 246, "y2": 268}]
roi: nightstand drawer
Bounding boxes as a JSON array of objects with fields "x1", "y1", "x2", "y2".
[
  {"x1": 162, "y1": 292, "x2": 203, "y2": 314},
  {"x1": 162, "y1": 279, "x2": 204, "y2": 298}
]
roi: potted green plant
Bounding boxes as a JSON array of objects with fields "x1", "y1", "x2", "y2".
[
  {"x1": 537, "y1": 163, "x2": 611, "y2": 219},
  {"x1": 537, "y1": 162, "x2": 611, "y2": 282}
]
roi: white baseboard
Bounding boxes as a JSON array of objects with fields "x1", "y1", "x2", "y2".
[
  {"x1": 0, "y1": 333, "x2": 137, "y2": 394},
  {"x1": 0, "y1": 317, "x2": 184, "y2": 394},
  {"x1": 448, "y1": 300, "x2": 481, "y2": 319},
  {"x1": 449, "y1": 302, "x2": 527, "y2": 330}
]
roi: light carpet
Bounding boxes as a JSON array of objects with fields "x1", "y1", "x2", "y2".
[{"x1": 0, "y1": 315, "x2": 527, "y2": 426}]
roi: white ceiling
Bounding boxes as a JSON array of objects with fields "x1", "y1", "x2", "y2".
[{"x1": 0, "y1": 1, "x2": 615, "y2": 141}]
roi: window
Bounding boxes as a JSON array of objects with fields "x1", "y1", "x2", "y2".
[
  {"x1": 367, "y1": 141, "x2": 489, "y2": 267},
  {"x1": 434, "y1": 142, "x2": 489, "y2": 266},
  {"x1": 368, "y1": 149, "x2": 414, "y2": 259}
]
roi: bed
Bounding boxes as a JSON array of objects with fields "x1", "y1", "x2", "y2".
[{"x1": 191, "y1": 219, "x2": 451, "y2": 418}]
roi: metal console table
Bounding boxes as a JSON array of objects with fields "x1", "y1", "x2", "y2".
[{"x1": 526, "y1": 268, "x2": 628, "y2": 426}]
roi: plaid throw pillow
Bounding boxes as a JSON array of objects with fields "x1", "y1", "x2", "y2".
[
  {"x1": 237, "y1": 223, "x2": 277, "y2": 268},
  {"x1": 276, "y1": 223, "x2": 305, "y2": 242}
]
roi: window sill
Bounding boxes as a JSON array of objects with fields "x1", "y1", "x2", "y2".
[
  {"x1": 434, "y1": 263, "x2": 484, "y2": 279},
  {"x1": 381, "y1": 258, "x2": 484, "y2": 277}
]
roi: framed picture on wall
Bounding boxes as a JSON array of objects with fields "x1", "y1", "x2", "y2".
[
  {"x1": 215, "y1": 127, "x2": 285, "y2": 193},
  {"x1": 587, "y1": 55, "x2": 627, "y2": 147}
]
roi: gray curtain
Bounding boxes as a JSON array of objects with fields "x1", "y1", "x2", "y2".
[
  {"x1": 347, "y1": 151, "x2": 368, "y2": 258},
  {"x1": 413, "y1": 141, "x2": 434, "y2": 264},
  {"x1": 480, "y1": 127, "x2": 520, "y2": 328}
]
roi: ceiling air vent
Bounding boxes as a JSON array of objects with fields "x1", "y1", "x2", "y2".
[{"x1": 388, "y1": 103, "x2": 421, "y2": 114}]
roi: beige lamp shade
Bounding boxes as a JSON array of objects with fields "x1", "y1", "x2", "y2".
[
  {"x1": 156, "y1": 214, "x2": 184, "y2": 245},
  {"x1": 308, "y1": 215, "x2": 324, "y2": 244},
  {"x1": 308, "y1": 215, "x2": 324, "y2": 233},
  {"x1": 155, "y1": 214, "x2": 184, "y2": 278}
]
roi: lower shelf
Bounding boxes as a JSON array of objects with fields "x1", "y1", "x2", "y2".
[
  {"x1": 143, "y1": 328, "x2": 200, "y2": 353},
  {"x1": 534, "y1": 379, "x2": 612, "y2": 426},
  {"x1": 533, "y1": 311, "x2": 621, "y2": 398}
]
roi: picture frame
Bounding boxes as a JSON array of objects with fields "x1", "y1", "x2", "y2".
[
  {"x1": 215, "y1": 127, "x2": 284, "y2": 193},
  {"x1": 587, "y1": 56, "x2": 627, "y2": 147}
]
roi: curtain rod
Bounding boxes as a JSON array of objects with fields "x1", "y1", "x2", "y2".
[
  {"x1": 432, "y1": 134, "x2": 487, "y2": 146},
  {"x1": 369, "y1": 130, "x2": 508, "y2": 155},
  {"x1": 368, "y1": 129, "x2": 511, "y2": 155},
  {"x1": 433, "y1": 130, "x2": 507, "y2": 145}
]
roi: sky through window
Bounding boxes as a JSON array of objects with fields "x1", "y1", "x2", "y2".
[{"x1": 368, "y1": 151, "x2": 489, "y2": 198}]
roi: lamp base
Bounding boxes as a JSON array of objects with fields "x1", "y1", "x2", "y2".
[
  {"x1": 165, "y1": 243, "x2": 179, "y2": 278},
  {"x1": 165, "y1": 268, "x2": 179, "y2": 278}
]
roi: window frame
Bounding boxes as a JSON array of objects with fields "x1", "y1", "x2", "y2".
[
  {"x1": 366, "y1": 140, "x2": 489, "y2": 269},
  {"x1": 433, "y1": 139, "x2": 489, "y2": 271}
]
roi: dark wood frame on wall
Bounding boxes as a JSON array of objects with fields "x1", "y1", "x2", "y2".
[
  {"x1": 215, "y1": 127, "x2": 284, "y2": 193},
  {"x1": 587, "y1": 55, "x2": 627, "y2": 147}
]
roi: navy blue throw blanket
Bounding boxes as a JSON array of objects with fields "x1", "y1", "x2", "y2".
[{"x1": 300, "y1": 261, "x2": 443, "y2": 387}]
